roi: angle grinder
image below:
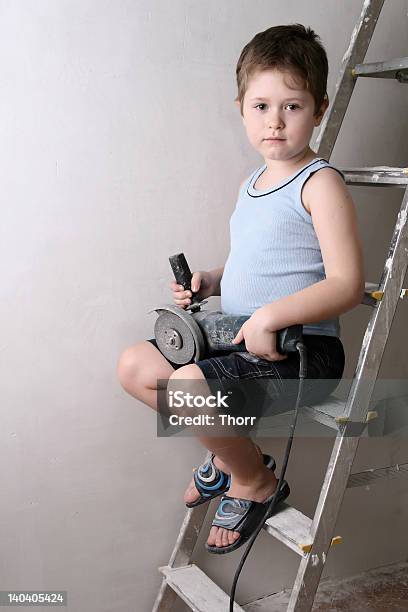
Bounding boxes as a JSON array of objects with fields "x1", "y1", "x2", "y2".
[{"x1": 150, "y1": 252, "x2": 303, "y2": 363}]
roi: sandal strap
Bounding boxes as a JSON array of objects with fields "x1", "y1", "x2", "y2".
[
  {"x1": 212, "y1": 496, "x2": 256, "y2": 531},
  {"x1": 192, "y1": 451, "x2": 276, "y2": 502},
  {"x1": 211, "y1": 481, "x2": 290, "y2": 532},
  {"x1": 193, "y1": 455, "x2": 230, "y2": 497}
]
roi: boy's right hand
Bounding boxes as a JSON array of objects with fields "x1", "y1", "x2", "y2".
[{"x1": 170, "y1": 270, "x2": 214, "y2": 309}]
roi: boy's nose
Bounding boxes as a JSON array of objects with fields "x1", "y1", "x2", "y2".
[{"x1": 266, "y1": 113, "x2": 284, "y2": 129}]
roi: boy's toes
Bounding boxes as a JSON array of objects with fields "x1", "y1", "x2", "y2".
[
  {"x1": 207, "y1": 526, "x2": 240, "y2": 547},
  {"x1": 207, "y1": 525, "x2": 219, "y2": 546},
  {"x1": 183, "y1": 478, "x2": 200, "y2": 504}
]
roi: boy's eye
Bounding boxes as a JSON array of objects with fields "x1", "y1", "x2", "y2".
[{"x1": 254, "y1": 103, "x2": 299, "y2": 111}]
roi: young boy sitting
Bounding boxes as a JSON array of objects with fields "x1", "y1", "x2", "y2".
[{"x1": 117, "y1": 23, "x2": 364, "y2": 554}]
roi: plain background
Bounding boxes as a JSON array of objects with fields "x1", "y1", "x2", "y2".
[{"x1": 1, "y1": 1, "x2": 408, "y2": 610}]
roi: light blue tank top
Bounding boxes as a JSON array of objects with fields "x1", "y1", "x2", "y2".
[{"x1": 220, "y1": 157, "x2": 345, "y2": 337}]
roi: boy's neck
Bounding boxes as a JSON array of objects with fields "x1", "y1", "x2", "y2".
[{"x1": 264, "y1": 147, "x2": 317, "y2": 174}]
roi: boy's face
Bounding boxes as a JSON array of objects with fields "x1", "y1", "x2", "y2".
[{"x1": 237, "y1": 68, "x2": 328, "y2": 165}]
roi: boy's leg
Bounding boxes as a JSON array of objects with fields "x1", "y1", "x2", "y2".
[
  {"x1": 117, "y1": 340, "x2": 175, "y2": 410},
  {"x1": 168, "y1": 364, "x2": 279, "y2": 548},
  {"x1": 117, "y1": 342, "x2": 242, "y2": 507},
  {"x1": 118, "y1": 343, "x2": 278, "y2": 547}
]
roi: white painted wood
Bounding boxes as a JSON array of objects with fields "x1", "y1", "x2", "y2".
[
  {"x1": 244, "y1": 589, "x2": 290, "y2": 611},
  {"x1": 302, "y1": 397, "x2": 346, "y2": 430},
  {"x1": 263, "y1": 503, "x2": 313, "y2": 556},
  {"x1": 353, "y1": 56, "x2": 408, "y2": 78},
  {"x1": 159, "y1": 564, "x2": 246, "y2": 612},
  {"x1": 342, "y1": 167, "x2": 408, "y2": 186}
]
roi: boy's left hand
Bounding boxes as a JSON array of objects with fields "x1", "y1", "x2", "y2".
[{"x1": 232, "y1": 306, "x2": 288, "y2": 362}]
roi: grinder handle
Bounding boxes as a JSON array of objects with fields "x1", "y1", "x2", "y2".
[
  {"x1": 277, "y1": 324, "x2": 303, "y2": 353},
  {"x1": 234, "y1": 324, "x2": 303, "y2": 354},
  {"x1": 197, "y1": 312, "x2": 302, "y2": 355},
  {"x1": 169, "y1": 253, "x2": 200, "y2": 303}
]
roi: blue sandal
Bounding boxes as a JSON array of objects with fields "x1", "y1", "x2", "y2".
[
  {"x1": 185, "y1": 453, "x2": 276, "y2": 508},
  {"x1": 205, "y1": 480, "x2": 290, "y2": 554}
]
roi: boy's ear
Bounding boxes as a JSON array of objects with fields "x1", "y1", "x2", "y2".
[
  {"x1": 314, "y1": 95, "x2": 329, "y2": 126},
  {"x1": 235, "y1": 99, "x2": 245, "y2": 119}
]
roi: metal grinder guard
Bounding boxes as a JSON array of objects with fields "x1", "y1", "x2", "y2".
[{"x1": 150, "y1": 253, "x2": 302, "y2": 364}]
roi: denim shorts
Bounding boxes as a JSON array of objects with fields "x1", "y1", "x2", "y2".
[{"x1": 147, "y1": 334, "x2": 345, "y2": 425}]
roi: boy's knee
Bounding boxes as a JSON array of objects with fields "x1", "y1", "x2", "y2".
[
  {"x1": 117, "y1": 344, "x2": 144, "y2": 387},
  {"x1": 167, "y1": 364, "x2": 213, "y2": 419},
  {"x1": 168, "y1": 363, "x2": 204, "y2": 381}
]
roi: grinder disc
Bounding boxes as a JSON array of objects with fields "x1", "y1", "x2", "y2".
[{"x1": 153, "y1": 306, "x2": 205, "y2": 364}]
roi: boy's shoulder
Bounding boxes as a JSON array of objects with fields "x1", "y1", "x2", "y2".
[{"x1": 302, "y1": 164, "x2": 349, "y2": 214}]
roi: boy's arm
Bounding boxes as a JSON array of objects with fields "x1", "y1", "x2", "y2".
[{"x1": 261, "y1": 168, "x2": 365, "y2": 331}]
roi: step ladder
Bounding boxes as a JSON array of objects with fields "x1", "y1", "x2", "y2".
[{"x1": 152, "y1": 1, "x2": 408, "y2": 610}]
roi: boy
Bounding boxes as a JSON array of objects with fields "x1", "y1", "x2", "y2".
[{"x1": 117, "y1": 24, "x2": 364, "y2": 553}]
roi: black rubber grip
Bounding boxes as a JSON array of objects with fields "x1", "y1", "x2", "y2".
[
  {"x1": 169, "y1": 253, "x2": 192, "y2": 291},
  {"x1": 277, "y1": 325, "x2": 303, "y2": 353},
  {"x1": 169, "y1": 253, "x2": 202, "y2": 312}
]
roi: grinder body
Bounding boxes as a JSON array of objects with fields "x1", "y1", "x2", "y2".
[{"x1": 151, "y1": 253, "x2": 303, "y2": 365}]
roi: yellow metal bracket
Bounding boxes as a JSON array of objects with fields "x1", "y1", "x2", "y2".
[
  {"x1": 368, "y1": 288, "x2": 407, "y2": 300},
  {"x1": 335, "y1": 411, "x2": 378, "y2": 425},
  {"x1": 366, "y1": 411, "x2": 378, "y2": 422},
  {"x1": 301, "y1": 535, "x2": 342, "y2": 554}
]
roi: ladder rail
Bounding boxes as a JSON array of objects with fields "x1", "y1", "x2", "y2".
[
  {"x1": 152, "y1": 455, "x2": 212, "y2": 611},
  {"x1": 288, "y1": 186, "x2": 408, "y2": 610},
  {"x1": 315, "y1": 0, "x2": 386, "y2": 160}
]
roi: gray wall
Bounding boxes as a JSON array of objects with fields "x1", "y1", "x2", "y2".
[{"x1": 1, "y1": 1, "x2": 407, "y2": 611}]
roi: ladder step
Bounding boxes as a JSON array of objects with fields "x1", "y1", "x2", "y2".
[
  {"x1": 301, "y1": 396, "x2": 347, "y2": 430},
  {"x1": 364, "y1": 281, "x2": 382, "y2": 304},
  {"x1": 352, "y1": 57, "x2": 408, "y2": 82},
  {"x1": 244, "y1": 589, "x2": 290, "y2": 611},
  {"x1": 263, "y1": 502, "x2": 313, "y2": 555},
  {"x1": 363, "y1": 281, "x2": 407, "y2": 305},
  {"x1": 347, "y1": 461, "x2": 408, "y2": 488},
  {"x1": 257, "y1": 396, "x2": 346, "y2": 435},
  {"x1": 341, "y1": 167, "x2": 408, "y2": 187},
  {"x1": 159, "y1": 564, "x2": 246, "y2": 611}
]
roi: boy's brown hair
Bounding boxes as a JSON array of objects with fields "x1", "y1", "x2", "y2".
[{"x1": 235, "y1": 24, "x2": 328, "y2": 117}]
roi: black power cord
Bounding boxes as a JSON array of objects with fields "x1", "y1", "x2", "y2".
[{"x1": 229, "y1": 341, "x2": 307, "y2": 611}]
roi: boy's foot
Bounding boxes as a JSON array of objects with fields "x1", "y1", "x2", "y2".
[
  {"x1": 183, "y1": 455, "x2": 231, "y2": 505},
  {"x1": 206, "y1": 467, "x2": 279, "y2": 548}
]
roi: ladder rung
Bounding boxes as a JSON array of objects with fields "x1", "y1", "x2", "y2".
[
  {"x1": 301, "y1": 397, "x2": 347, "y2": 430},
  {"x1": 363, "y1": 281, "x2": 407, "y2": 305},
  {"x1": 347, "y1": 462, "x2": 408, "y2": 488},
  {"x1": 258, "y1": 397, "x2": 348, "y2": 433},
  {"x1": 341, "y1": 167, "x2": 408, "y2": 187},
  {"x1": 159, "y1": 564, "x2": 246, "y2": 611},
  {"x1": 352, "y1": 57, "x2": 408, "y2": 82},
  {"x1": 363, "y1": 281, "x2": 383, "y2": 305},
  {"x1": 259, "y1": 394, "x2": 381, "y2": 434},
  {"x1": 244, "y1": 589, "x2": 290, "y2": 611},
  {"x1": 263, "y1": 503, "x2": 342, "y2": 555},
  {"x1": 263, "y1": 503, "x2": 312, "y2": 555}
]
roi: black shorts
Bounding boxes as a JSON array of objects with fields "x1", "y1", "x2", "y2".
[{"x1": 147, "y1": 334, "x2": 345, "y2": 427}]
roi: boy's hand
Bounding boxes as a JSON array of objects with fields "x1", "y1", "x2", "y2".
[
  {"x1": 232, "y1": 307, "x2": 288, "y2": 362},
  {"x1": 170, "y1": 270, "x2": 214, "y2": 309}
]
